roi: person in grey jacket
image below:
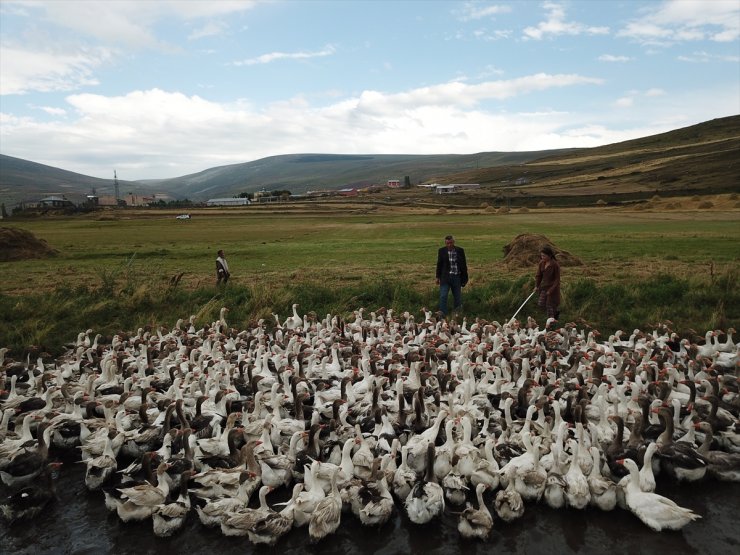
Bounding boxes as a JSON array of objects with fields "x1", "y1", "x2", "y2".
[{"x1": 435, "y1": 235, "x2": 468, "y2": 316}]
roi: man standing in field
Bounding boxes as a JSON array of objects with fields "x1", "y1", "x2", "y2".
[
  {"x1": 436, "y1": 235, "x2": 468, "y2": 317},
  {"x1": 216, "y1": 249, "x2": 230, "y2": 285}
]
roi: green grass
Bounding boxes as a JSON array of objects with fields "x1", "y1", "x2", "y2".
[{"x1": 1, "y1": 209, "x2": 738, "y2": 356}]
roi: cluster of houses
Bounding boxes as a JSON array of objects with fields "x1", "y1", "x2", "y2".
[
  {"x1": 14, "y1": 179, "x2": 485, "y2": 211},
  {"x1": 16, "y1": 193, "x2": 156, "y2": 210}
]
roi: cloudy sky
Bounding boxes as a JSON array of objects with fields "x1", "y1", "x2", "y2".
[{"x1": 1, "y1": 0, "x2": 738, "y2": 180}]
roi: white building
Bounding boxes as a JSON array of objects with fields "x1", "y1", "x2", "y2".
[{"x1": 206, "y1": 198, "x2": 251, "y2": 206}]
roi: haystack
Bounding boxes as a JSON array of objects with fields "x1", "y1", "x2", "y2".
[
  {"x1": 0, "y1": 226, "x2": 58, "y2": 262},
  {"x1": 502, "y1": 233, "x2": 582, "y2": 268}
]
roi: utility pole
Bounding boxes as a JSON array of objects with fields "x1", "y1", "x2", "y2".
[{"x1": 114, "y1": 170, "x2": 120, "y2": 202}]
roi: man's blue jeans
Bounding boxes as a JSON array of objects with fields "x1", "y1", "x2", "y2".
[{"x1": 439, "y1": 275, "x2": 462, "y2": 315}]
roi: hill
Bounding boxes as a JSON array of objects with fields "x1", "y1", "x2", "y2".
[
  {"x1": 139, "y1": 151, "x2": 564, "y2": 200},
  {"x1": 0, "y1": 155, "x2": 143, "y2": 208},
  {"x1": 1, "y1": 115, "x2": 738, "y2": 207},
  {"x1": 427, "y1": 115, "x2": 740, "y2": 205}
]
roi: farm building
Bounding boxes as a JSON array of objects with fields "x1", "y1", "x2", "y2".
[
  {"x1": 338, "y1": 188, "x2": 358, "y2": 196},
  {"x1": 387, "y1": 179, "x2": 401, "y2": 188},
  {"x1": 39, "y1": 195, "x2": 75, "y2": 208},
  {"x1": 124, "y1": 193, "x2": 156, "y2": 207},
  {"x1": 206, "y1": 198, "x2": 251, "y2": 206},
  {"x1": 435, "y1": 183, "x2": 481, "y2": 194}
]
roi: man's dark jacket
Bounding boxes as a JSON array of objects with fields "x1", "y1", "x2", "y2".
[{"x1": 436, "y1": 246, "x2": 468, "y2": 286}]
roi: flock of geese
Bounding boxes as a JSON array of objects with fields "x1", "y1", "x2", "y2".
[{"x1": 0, "y1": 304, "x2": 738, "y2": 544}]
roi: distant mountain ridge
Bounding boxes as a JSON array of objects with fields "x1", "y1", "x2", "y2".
[{"x1": 1, "y1": 114, "x2": 738, "y2": 207}]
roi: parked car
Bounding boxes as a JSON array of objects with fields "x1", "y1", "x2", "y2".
[{"x1": 176, "y1": 214, "x2": 191, "y2": 219}]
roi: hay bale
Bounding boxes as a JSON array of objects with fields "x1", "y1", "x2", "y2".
[
  {"x1": 480, "y1": 202, "x2": 490, "y2": 209},
  {"x1": 596, "y1": 199, "x2": 607, "y2": 206},
  {"x1": 485, "y1": 206, "x2": 496, "y2": 213},
  {"x1": 537, "y1": 201, "x2": 546, "y2": 208},
  {"x1": 518, "y1": 207, "x2": 529, "y2": 213},
  {"x1": 437, "y1": 207, "x2": 447, "y2": 215},
  {"x1": 651, "y1": 194, "x2": 662, "y2": 202},
  {"x1": 691, "y1": 195, "x2": 701, "y2": 201},
  {"x1": 502, "y1": 233, "x2": 583, "y2": 268},
  {"x1": 698, "y1": 201, "x2": 714, "y2": 209},
  {"x1": 498, "y1": 206, "x2": 510, "y2": 214},
  {"x1": 0, "y1": 226, "x2": 58, "y2": 262}
]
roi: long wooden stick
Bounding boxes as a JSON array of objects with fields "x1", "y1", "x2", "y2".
[{"x1": 507, "y1": 290, "x2": 536, "y2": 326}]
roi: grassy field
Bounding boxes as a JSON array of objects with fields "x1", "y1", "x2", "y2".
[{"x1": 1, "y1": 203, "x2": 738, "y2": 356}]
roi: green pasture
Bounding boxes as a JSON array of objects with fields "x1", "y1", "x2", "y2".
[{"x1": 1, "y1": 209, "x2": 738, "y2": 356}]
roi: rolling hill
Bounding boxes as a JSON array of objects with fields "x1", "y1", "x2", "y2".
[{"x1": 1, "y1": 114, "x2": 738, "y2": 208}]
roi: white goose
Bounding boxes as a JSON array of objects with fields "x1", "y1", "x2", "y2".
[
  {"x1": 405, "y1": 442, "x2": 444, "y2": 524},
  {"x1": 293, "y1": 464, "x2": 326, "y2": 528},
  {"x1": 587, "y1": 446, "x2": 616, "y2": 511},
  {"x1": 152, "y1": 470, "x2": 195, "y2": 537},
  {"x1": 83, "y1": 433, "x2": 118, "y2": 491},
  {"x1": 392, "y1": 445, "x2": 416, "y2": 500},
  {"x1": 116, "y1": 462, "x2": 171, "y2": 522},
  {"x1": 220, "y1": 485, "x2": 273, "y2": 537},
  {"x1": 494, "y1": 465, "x2": 524, "y2": 523},
  {"x1": 247, "y1": 484, "x2": 300, "y2": 545},
  {"x1": 194, "y1": 471, "x2": 256, "y2": 528},
  {"x1": 564, "y1": 439, "x2": 591, "y2": 509},
  {"x1": 308, "y1": 468, "x2": 342, "y2": 541},
  {"x1": 619, "y1": 458, "x2": 701, "y2": 531},
  {"x1": 458, "y1": 483, "x2": 493, "y2": 540},
  {"x1": 470, "y1": 438, "x2": 500, "y2": 490},
  {"x1": 358, "y1": 474, "x2": 394, "y2": 527}
]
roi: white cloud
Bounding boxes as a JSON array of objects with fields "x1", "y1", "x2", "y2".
[
  {"x1": 0, "y1": 74, "x2": 605, "y2": 179},
  {"x1": 598, "y1": 54, "x2": 631, "y2": 62},
  {"x1": 645, "y1": 88, "x2": 665, "y2": 97},
  {"x1": 188, "y1": 21, "x2": 228, "y2": 41},
  {"x1": 232, "y1": 45, "x2": 337, "y2": 66},
  {"x1": 0, "y1": 45, "x2": 112, "y2": 95},
  {"x1": 5, "y1": 0, "x2": 257, "y2": 48},
  {"x1": 617, "y1": 0, "x2": 740, "y2": 45},
  {"x1": 677, "y1": 50, "x2": 740, "y2": 63},
  {"x1": 39, "y1": 106, "x2": 67, "y2": 116},
  {"x1": 615, "y1": 96, "x2": 634, "y2": 108},
  {"x1": 456, "y1": 2, "x2": 512, "y2": 21},
  {"x1": 523, "y1": 1, "x2": 609, "y2": 40}
]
